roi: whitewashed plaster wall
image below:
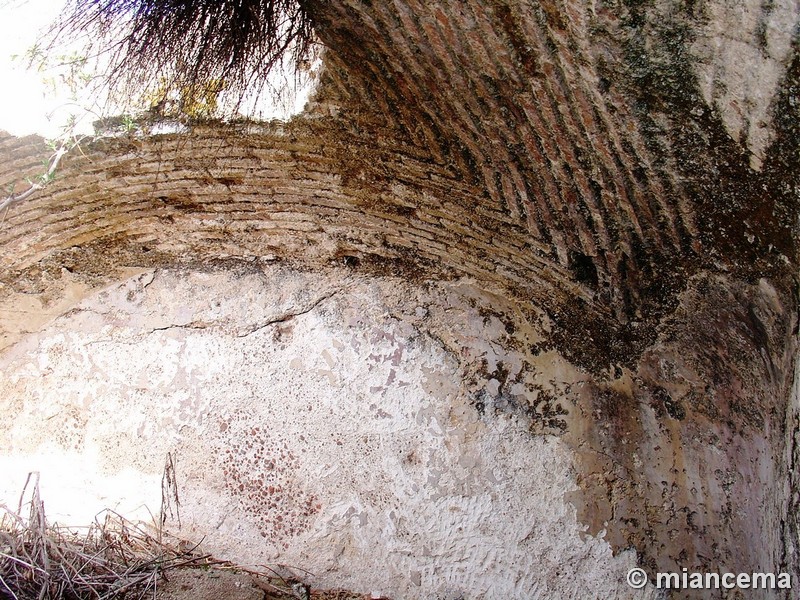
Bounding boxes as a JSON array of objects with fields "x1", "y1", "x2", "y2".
[
  {"x1": 689, "y1": 0, "x2": 800, "y2": 169},
  {"x1": 0, "y1": 263, "x2": 659, "y2": 599}
]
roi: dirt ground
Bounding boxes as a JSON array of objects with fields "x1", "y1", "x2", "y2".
[{"x1": 155, "y1": 568, "x2": 383, "y2": 600}]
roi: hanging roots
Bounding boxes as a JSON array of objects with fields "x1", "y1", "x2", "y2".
[{"x1": 49, "y1": 0, "x2": 316, "y2": 113}]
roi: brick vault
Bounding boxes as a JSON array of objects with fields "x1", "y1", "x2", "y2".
[{"x1": 0, "y1": 0, "x2": 799, "y2": 597}]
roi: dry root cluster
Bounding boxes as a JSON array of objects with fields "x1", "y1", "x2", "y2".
[{"x1": 0, "y1": 474, "x2": 333, "y2": 600}]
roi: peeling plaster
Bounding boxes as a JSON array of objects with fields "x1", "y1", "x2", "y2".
[
  {"x1": 691, "y1": 0, "x2": 800, "y2": 168},
  {"x1": 0, "y1": 264, "x2": 658, "y2": 599}
]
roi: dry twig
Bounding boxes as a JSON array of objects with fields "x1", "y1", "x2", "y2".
[
  {"x1": 0, "y1": 474, "x2": 227, "y2": 600},
  {"x1": 0, "y1": 473, "x2": 383, "y2": 599}
]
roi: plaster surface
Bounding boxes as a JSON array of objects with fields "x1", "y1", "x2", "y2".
[
  {"x1": 689, "y1": 0, "x2": 800, "y2": 168},
  {"x1": 0, "y1": 263, "x2": 658, "y2": 599}
]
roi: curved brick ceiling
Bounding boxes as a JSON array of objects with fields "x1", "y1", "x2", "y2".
[
  {"x1": 0, "y1": 0, "x2": 798, "y2": 366},
  {"x1": 306, "y1": 0, "x2": 799, "y2": 357},
  {"x1": 315, "y1": 0, "x2": 695, "y2": 274}
]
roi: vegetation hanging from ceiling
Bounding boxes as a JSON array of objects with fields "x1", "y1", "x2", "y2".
[{"x1": 51, "y1": 0, "x2": 316, "y2": 111}]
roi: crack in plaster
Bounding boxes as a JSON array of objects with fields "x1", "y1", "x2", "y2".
[
  {"x1": 143, "y1": 290, "x2": 341, "y2": 337},
  {"x1": 234, "y1": 290, "x2": 340, "y2": 338}
]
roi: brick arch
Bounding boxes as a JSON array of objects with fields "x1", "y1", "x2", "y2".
[
  {"x1": 1, "y1": 0, "x2": 799, "y2": 591},
  {"x1": 2, "y1": 0, "x2": 799, "y2": 368}
]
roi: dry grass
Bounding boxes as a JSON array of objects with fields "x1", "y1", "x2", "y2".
[{"x1": 0, "y1": 473, "x2": 316, "y2": 600}]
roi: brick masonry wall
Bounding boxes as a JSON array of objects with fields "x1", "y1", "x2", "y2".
[{"x1": 0, "y1": 0, "x2": 799, "y2": 595}]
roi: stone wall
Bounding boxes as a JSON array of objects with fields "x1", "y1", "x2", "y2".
[
  {"x1": 0, "y1": 263, "x2": 658, "y2": 598},
  {"x1": 1, "y1": 0, "x2": 799, "y2": 597}
]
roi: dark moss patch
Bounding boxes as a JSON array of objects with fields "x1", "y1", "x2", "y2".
[{"x1": 616, "y1": 3, "x2": 797, "y2": 282}]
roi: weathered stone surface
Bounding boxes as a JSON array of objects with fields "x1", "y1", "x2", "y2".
[
  {"x1": 0, "y1": 0, "x2": 798, "y2": 598},
  {"x1": 0, "y1": 263, "x2": 655, "y2": 598}
]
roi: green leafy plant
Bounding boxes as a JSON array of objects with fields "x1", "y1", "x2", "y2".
[{"x1": 0, "y1": 127, "x2": 86, "y2": 217}]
